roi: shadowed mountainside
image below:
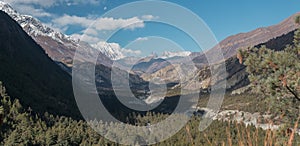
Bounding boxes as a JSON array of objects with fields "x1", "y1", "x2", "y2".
[{"x1": 0, "y1": 11, "x2": 81, "y2": 119}]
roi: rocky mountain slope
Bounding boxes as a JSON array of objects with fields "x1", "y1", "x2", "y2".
[
  {"x1": 0, "y1": 1, "x2": 112, "y2": 67},
  {"x1": 197, "y1": 28, "x2": 296, "y2": 92},
  {"x1": 92, "y1": 42, "x2": 125, "y2": 61},
  {"x1": 133, "y1": 12, "x2": 299, "y2": 76},
  {"x1": 0, "y1": 2, "x2": 152, "y2": 109},
  {"x1": 197, "y1": 12, "x2": 300, "y2": 61},
  {"x1": 0, "y1": 11, "x2": 81, "y2": 119},
  {"x1": 135, "y1": 13, "x2": 299, "y2": 91}
]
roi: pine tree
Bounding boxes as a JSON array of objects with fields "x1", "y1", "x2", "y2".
[
  {"x1": 238, "y1": 16, "x2": 300, "y2": 121},
  {"x1": 295, "y1": 15, "x2": 300, "y2": 25}
]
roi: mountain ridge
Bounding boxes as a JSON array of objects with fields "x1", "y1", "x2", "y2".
[
  {"x1": 209, "y1": 12, "x2": 300, "y2": 59},
  {"x1": 135, "y1": 13, "x2": 300, "y2": 92},
  {"x1": 0, "y1": 1, "x2": 112, "y2": 67},
  {"x1": 0, "y1": 10, "x2": 81, "y2": 119}
]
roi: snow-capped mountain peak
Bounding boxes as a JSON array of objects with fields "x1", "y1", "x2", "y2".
[
  {"x1": 0, "y1": 1, "x2": 112, "y2": 67},
  {"x1": 0, "y1": 1, "x2": 125, "y2": 62},
  {"x1": 0, "y1": 1, "x2": 191, "y2": 63},
  {"x1": 161, "y1": 51, "x2": 191, "y2": 59},
  {"x1": 92, "y1": 42, "x2": 125, "y2": 60},
  {"x1": 0, "y1": 1, "x2": 16, "y2": 14},
  {"x1": 0, "y1": 1, "x2": 74, "y2": 44}
]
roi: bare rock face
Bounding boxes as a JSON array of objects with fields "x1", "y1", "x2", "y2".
[{"x1": 199, "y1": 108, "x2": 282, "y2": 131}]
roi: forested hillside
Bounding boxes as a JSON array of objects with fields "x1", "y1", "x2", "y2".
[{"x1": 1, "y1": 81, "x2": 299, "y2": 145}]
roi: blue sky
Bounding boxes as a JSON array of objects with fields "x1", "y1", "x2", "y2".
[{"x1": 4, "y1": 0, "x2": 300, "y2": 55}]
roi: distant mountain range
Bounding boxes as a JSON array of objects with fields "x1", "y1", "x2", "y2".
[
  {"x1": 1, "y1": 1, "x2": 298, "y2": 68},
  {"x1": 0, "y1": 0, "x2": 299, "y2": 113},
  {"x1": 131, "y1": 12, "x2": 300, "y2": 91},
  {"x1": 0, "y1": 1, "x2": 194, "y2": 66},
  {"x1": 1, "y1": 10, "x2": 154, "y2": 123},
  {"x1": 1, "y1": 0, "x2": 298, "y2": 91}
]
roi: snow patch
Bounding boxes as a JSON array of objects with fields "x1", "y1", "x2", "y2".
[{"x1": 161, "y1": 51, "x2": 191, "y2": 59}]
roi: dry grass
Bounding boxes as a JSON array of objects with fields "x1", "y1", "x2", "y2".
[{"x1": 288, "y1": 116, "x2": 300, "y2": 146}]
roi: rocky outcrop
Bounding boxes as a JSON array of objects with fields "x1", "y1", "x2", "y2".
[
  {"x1": 195, "y1": 108, "x2": 300, "y2": 135},
  {"x1": 198, "y1": 108, "x2": 282, "y2": 130}
]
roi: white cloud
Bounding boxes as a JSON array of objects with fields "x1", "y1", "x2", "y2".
[
  {"x1": 52, "y1": 14, "x2": 94, "y2": 27},
  {"x1": 84, "y1": 29, "x2": 99, "y2": 36},
  {"x1": 52, "y1": 14, "x2": 146, "y2": 31},
  {"x1": 66, "y1": 0, "x2": 101, "y2": 6},
  {"x1": 134, "y1": 37, "x2": 149, "y2": 42},
  {"x1": 141, "y1": 15, "x2": 159, "y2": 21},
  {"x1": 95, "y1": 17, "x2": 145, "y2": 31},
  {"x1": 14, "y1": 4, "x2": 52, "y2": 18},
  {"x1": 3, "y1": 0, "x2": 102, "y2": 8},
  {"x1": 3, "y1": 0, "x2": 56, "y2": 8},
  {"x1": 2, "y1": 0, "x2": 103, "y2": 18},
  {"x1": 121, "y1": 48, "x2": 142, "y2": 56},
  {"x1": 2, "y1": 0, "x2": 55, "y2": 18}
]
